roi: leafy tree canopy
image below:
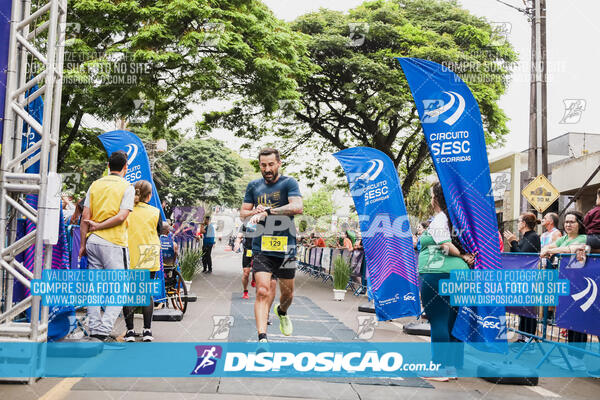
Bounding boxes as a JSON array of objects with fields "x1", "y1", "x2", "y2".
[
  {"x1": 202, "y1": 0, "x2": 517, "y2": 195},
  {"x1": 59, "y1": 0, "x2": 311, "y2": 168},
  {"x1": 155, "y1": 137, "x2": 244, "y2": 214}
]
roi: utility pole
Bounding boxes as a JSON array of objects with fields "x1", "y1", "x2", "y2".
[
  {"x1": 527, "y1": 0, "x2": 548, "y2": 178},
  {"x1": 497, "y1": 0, "x2": 548, "y2": 213}
]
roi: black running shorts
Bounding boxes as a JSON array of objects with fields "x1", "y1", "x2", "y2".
[{"x1": 252, "y1": 252, "x2": 296, "y2": 280}]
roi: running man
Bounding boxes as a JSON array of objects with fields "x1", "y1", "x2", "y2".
[{"x1": 240, "y1": 148, "x2": 303, "y2": 343}]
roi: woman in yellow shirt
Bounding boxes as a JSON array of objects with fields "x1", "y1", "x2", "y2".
[{"x1": 123, "y1": 180, "x2": 162, "y2": 342}]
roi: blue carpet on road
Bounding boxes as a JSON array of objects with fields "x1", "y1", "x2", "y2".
[
  {"x1": 228, "y1": 293, "x2": 433, "y2": 388},
  {"x1": 228, "y1": 294, "x2": 357, "y2": 342}
]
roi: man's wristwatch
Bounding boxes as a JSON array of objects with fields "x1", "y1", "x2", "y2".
[{"x1": 265, "y1": 207, "x2": 272, "y2": 216}]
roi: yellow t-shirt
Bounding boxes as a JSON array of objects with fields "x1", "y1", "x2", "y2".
[{"x1": 127, "y1": 202, "x2": 161, "y2": 271}]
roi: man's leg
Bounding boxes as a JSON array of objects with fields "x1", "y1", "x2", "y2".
[
  {"x1": 96, "y1": 247, "x2": 128, "y2": 337},
  {"x1": 85, "y1": 242, "x2": 104, "y2": 336},
  {"x1": 277, "y1": 278, "x2": 295, "y2": 313},
  {"x1": 242, "y1": 267, "x2": 251, "y2": 291},
  {"x1": 202, "y1": 245, "x2": 209, "y2": 272},
  {"x1": 254, "y1": 271, "x2": 272, "y2": 338},
  {"x1": 207, "y1": 244, "x2": 213, "y2": 272}
]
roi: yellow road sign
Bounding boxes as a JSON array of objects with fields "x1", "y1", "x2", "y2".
[{"x1": 521, "y1": 175, "x2": 560, "y2": 213}]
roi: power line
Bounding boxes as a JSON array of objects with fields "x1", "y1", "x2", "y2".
[{"x1": 495, "y1": 0, "x2": 530, "y2": 15}]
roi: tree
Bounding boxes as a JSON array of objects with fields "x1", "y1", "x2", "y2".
[
  {"x1": 203, "y1": 0, "x2": 516, "y2": 195},
  {"x1": 58, "y1": 0, "x2": 311, "y2": 169},
  {"x1": 155, "y1": 138, "x2": 243, "y2": 215},
  {"x1": 405, "y1": 180, "x2": 432, "y2": 222},
  {"x1": 303, "y1": 187, "x2": 337, "y2": 219}
]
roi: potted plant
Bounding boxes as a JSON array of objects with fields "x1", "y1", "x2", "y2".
[
  {"x1": 179, "y1": 249, "x2": 203, "y2": 290},
  {"x1": 332, "y1": 255, "x2": 350, "y2": 301}
]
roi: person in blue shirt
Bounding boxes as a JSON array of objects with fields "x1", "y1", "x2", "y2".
[
  {"x1": 240, "y1": 148, "x2": 303, "y2": 343},
  {"x1": 160, "y1": 223, "x2": 179, "y2": 268},
  {"x1": 200, "y1": 215, "x2": 216, "y2": 273}
]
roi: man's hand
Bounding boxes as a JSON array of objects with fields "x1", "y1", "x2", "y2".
[
  {"x1": 79, "y1": 245, "x2": 86, "y2": 257},
  {"x1": 85, "y1": 220, "x2": 100, "y2": 232},
  {"x1": 248, "y1": 211, "x2": 267, "y2": 225}
]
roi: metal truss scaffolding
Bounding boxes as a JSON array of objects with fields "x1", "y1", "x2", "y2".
[{"x1": 0, "y1": 0, "x2": 66, "y2": 357}]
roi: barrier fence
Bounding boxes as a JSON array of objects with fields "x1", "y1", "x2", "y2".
[
  {"x1": 299, "y1": 245, "x2": 600, "y2": 365},
  {"x1": 297, "y1": 246, "x2": 367, "y2": 295}
]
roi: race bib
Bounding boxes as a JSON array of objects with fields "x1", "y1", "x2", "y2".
[
  {"x1": 245, "y1": 249, "x2": 253, "y2": 257},
  {"x1": 261, "y1": 236, "x2": 288, "y2": 252}
]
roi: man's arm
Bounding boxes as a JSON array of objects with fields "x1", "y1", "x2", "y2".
[
  {"x1": 240, "y1": 202, "x2": 263, "y2": 219},
  {"x1": 270, "y1": 196, "x2": 303, "y2": 216},
  {"x1": 86, "y1": 209, "x2": 130, "y2": 232},
  {"x1": 79, "y1": 207, "x2": 91, "y2": 257}
]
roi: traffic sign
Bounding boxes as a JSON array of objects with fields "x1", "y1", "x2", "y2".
[{"x1": 522, "y1": 175, "x2": 560, "y2": 213}]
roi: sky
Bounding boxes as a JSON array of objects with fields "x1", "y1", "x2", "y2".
[{"x1": 262, "y1": 0, "x2": 600, "y2": 160}]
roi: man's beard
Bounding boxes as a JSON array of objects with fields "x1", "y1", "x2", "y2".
[{"x1": 262, "y1": 171, "x2": 278, "y2": 183}]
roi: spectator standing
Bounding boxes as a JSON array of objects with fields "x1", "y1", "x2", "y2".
[
  {"x1": 504, "y1": 212, "x2": 541, "y2": 253},
  {"x1": 338, "y1": 231, "x2": 353, "y2": 252},
  {"x1": 418, "y1": 182, "x2": 475, "y2": 381},
  {"x1": 201, "y1": 215, "x2": 216, "y2": 273},
  {"x1": 583, "y1": 188, "x2": 600, "y2": 250},
  {"x1": 350, "y1": 238, "x2": 365, "y2": 291},
  {"x1": 505, "y1": 212, "x2": 541, "y2": 340},
  {"x1": 122, "y1": 180, "x2": 161, "y2": 342},
  {"x1": 541, "y1": 211, "x2": 588, "y2": 366},
  {"x1": 80, "y1": 151, "x2": 134, "y2": 341},
  {"x1": 540, "y1": 212, "x2": 562, "y2": 248}
]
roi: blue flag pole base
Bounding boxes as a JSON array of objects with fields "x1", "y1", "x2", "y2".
[
  {"x1": 402, "y1": 320, "x2": 431, "y2": 336},
  {"x1": 478, "y1": 362, "x2": 539, "y2": 386},
  {"x1": 152, "y1": 308, "x2": 183, "y2": 321},
  {"x1": 184, "y1": 293, "x2": 197, "y2": 302},
  {"x1": 358, "y1": 301, "x2": 375, "y2": 314}
]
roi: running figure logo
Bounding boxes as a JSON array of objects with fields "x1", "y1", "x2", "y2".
[
  {"x1": 355, "y1": 316, "x2": 378, "y2": 340},
  {"x1": 559, "y1": 99, "x2": 586, "y2": 124},
  {"x1": 209, "y1": 315, "x2": 234, "y2": 340},
  {"x1": 191, "y1": 345, "x2": 223, "y2": 375}
]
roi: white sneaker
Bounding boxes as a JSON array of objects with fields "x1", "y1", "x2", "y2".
[
  {"x1": 124, "y1": 330, "x2": 136, "y2": 342},
  {"x1": 142, "y1": 329, "x2": 154, "y2": 342}
]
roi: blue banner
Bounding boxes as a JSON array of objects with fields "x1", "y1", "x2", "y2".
[
  {"x1": 556, "y1": 255, "x2": 600, "y2": 337},
  {"x1": 333, "y1": 147, "x2": 420, "y2": 320},
  {"x1": 0, "y1": 2, "x2": 12, "y2": 144},
  {"x1": 502, "y1": 253, "x2": 542, "y2": 318},
  {"x1": 98, "y1": 130, "x2": 166, "y2": 221},
  {"x1": 398, "y1": 58, "x2": 506, "y2": 351}
]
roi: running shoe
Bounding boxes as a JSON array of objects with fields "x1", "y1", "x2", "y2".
[
  {"x1": 242, "y1": 291, "x2": 249, "y2": 299},
  {"x1": 251, "y1": 279, "x2": 256, "y2": 288},
  {"x1": 274, "y1": 304, "x2": 293, "y2": 336},
  {"x1": 142, "y1": 329, "x2": 154, "y2": 342},
  {"x1": 124, "y1": 330, "x2": 136, "y2": 342}
]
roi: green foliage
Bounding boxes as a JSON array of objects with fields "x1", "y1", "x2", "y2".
[
  {"x1": 299, "y1": 219, "x2": 308, "y2": 233},
  {"x1": 59, "y1": 127, "x2": 108, "y2": 200},
  {"x1": 179, "y1": 248, "x2": 203, "y2": 281},
  {"x1": 303, "y1": 187, "x2": 337, "y2": 219},
  {"x1": 406, "y1": 180, "x2": 432, "y2": 221},
  {"x1": 155, "y1": 138, "x2": 244, "y2": 214},
  {"x1": 333, "y1": 255, "x2": 351, "y2": 290},
  {"x1": 59, "y1": 0, "x2": 310, "y2": 168},
  {"x1": 203, "y1": 0, "x2": 516, "y2": 199}
]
